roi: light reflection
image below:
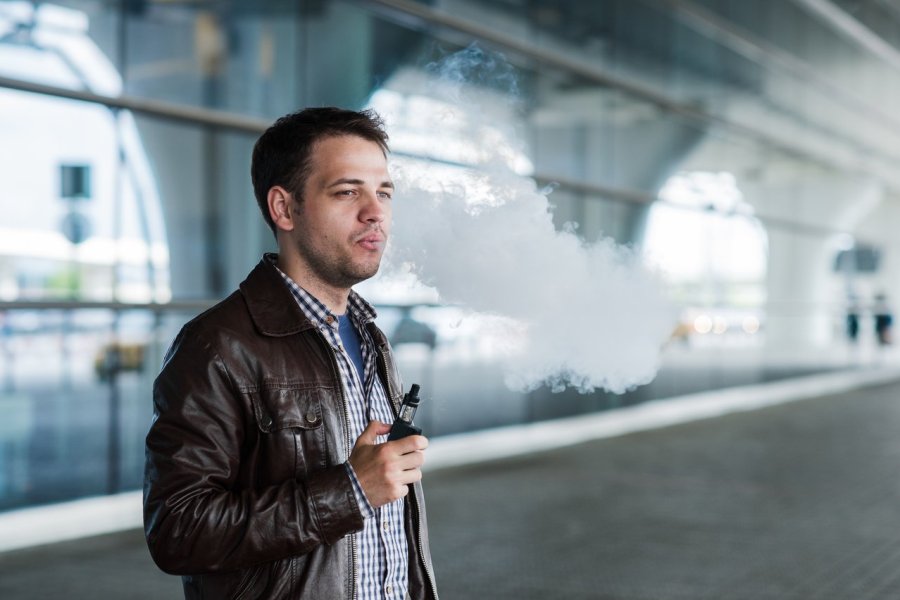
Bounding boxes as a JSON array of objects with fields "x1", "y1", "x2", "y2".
[
  {"x1": 712, "y1": 316, "x2": 728, "y2": 335},
  {"x1": 694, "y1": 314, "x2": 713, "y2": 334},
  {"x1": 0, "y1": 2, "x2": 170, "y2": 303},
  {"x1": 645, "y1": 171, "x2": 768, "y2": 347}
]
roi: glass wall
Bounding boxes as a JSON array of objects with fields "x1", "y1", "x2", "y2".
[{"x1": 2, "y1": 0, "x2": 899, "y2": 511}]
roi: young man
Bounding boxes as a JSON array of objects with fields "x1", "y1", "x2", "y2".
[{"x1": 144, "y1": 107, "x2": 439, "y2": 600}]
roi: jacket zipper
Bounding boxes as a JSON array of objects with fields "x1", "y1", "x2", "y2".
[
  {"x1": 374, "y1": 339, "x2": 440, "y2": 600},
  {"x1": 313, "y1": 330, "x2": 358, "y2": 600},
  {"x1": 410, "y1": 491, "x2": 439, "y2": 600}
]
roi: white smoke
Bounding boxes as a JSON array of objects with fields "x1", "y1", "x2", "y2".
[{"x1": 373, "y1": 46, "x2": 675, "y2": 394}]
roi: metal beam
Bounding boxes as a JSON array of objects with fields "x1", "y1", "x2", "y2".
[
  {"x1": 0, "y1": 72, "x2": 857, "y2": 242},
  {"x1": 0, "y1": 22, "x2": 864, "y2": 243},
  {"x1": 2, "y1": 2, "x2": 897, "y2": 183},
  {"x1": 0, "y1": 74, "x2": 270, "y2": 134},
  {"x1": 356, "y1": 0, "x2": 900, "y2": 189},
  {"x1": 0, "y1": 299, "x2": 449, "y2": 311},
  {"x1": 0, "y1": 300, "x2": 216, "y2": 311},
  {"x1": 654, "y1": 0, "x2": 900, "y2": 151},
  {"x1": 791, "y1": 0, "x2": 900, "y2": 73}
]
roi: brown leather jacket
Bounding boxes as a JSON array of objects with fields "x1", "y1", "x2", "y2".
[{"x1": 144, "y1": 256, "x2": 438, "y2": 600}]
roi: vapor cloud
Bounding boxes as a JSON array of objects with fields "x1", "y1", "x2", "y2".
[{"x1": 378, "y1": 46, "x2": 675, "y2": 394}]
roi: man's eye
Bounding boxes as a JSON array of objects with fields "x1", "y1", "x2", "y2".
[
  {"x1": 336, "y1": 189, "x2": 356, "y2": 197},
  {"x1": 377, "y1": 191, "x2": 392, "y2": 200}
]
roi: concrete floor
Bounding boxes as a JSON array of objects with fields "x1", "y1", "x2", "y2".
[{"x1": 3, "y1": 379, "x2": 900, "y2": 599}]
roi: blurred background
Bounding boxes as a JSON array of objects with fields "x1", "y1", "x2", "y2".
[{"x1": 2, "y1": 0, "x2": 900, "y2": 598}]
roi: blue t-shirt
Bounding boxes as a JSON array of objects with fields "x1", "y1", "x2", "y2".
[{"x1": 338, "y1": 314, "x2": 366, "y2": 385}]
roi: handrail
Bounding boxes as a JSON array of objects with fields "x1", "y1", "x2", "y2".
[
  {"x1": 0, "y1": 299, "x2": 447, "y2": 311},
  {"x1": 0, "y1": 299, "x2": 216, "y2": 312},
  {"x1": 0, "y1": 74, "x2": 270, "y2": 134}
]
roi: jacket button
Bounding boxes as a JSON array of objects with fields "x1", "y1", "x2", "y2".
[
  {"x1": 262, "y1": 414, "x2": 272, "y2": 428},
  {"x1": 305, "y1": 410, "x2": 317, "y2": 424}
]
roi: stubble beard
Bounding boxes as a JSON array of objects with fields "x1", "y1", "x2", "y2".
[{"x1": 294, "y1": 231, "x2": 384, "y2": 291}]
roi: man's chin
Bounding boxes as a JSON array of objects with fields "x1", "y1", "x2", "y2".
[
  {"x1": 339, "y1": 264, "x2": 381, "y2": 288},
  {"x1": 356, "y1": 266, "x2": 381, "y2": 283}
]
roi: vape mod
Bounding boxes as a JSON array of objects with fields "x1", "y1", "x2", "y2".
[{"x1": 387, "y1": 384, "x2": 423, "y2": 441}]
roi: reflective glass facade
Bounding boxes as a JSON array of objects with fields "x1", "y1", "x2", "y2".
[{"x1": 2, "y1": 0, "x2": 900, "y2": 511}]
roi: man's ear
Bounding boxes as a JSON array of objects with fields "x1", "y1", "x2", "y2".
[{"x1": 267, "y1": 186, "x2": 295, "y2": 232}]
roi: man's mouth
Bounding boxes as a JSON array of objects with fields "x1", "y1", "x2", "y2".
[{"x1": 355, "y1": 232, "x2": 385, "y2": 251}]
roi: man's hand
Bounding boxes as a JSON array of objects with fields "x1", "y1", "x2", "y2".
[{"x1": 348, "y1": 420, "x2": 428, "y2": 508}]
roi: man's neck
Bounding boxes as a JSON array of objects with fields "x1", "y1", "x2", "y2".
[{"x1": 275, "y1": 254, "x2": 350, "y2": 315}]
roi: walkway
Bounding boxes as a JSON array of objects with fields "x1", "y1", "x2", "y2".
[{"x1": 2, "y1": 377, "x2": 900, "y2": 599}]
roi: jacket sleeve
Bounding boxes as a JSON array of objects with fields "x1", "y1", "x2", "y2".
[{"x1": 143, "y1": 326, "x2": 364, "y2": 574}]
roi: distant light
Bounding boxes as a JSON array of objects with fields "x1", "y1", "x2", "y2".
[
  {"x1": 0, "y1": 278, "x2": 17, "y2": 301},
  {"x1": 742, "y1": 316, "x2": 760, "y2": 334},
  {"x1": 834, "y1": 233, "x2": 855, "y2": 251},
  {"x1": 37, "y1": 3, "x2": 89, "y2": 32},
  {"x1": 713, "y1": 316, "x2": 728, "y2": 334},
  {"x1": 694, "y1": 314, "x2": 712, "y2": 334}
]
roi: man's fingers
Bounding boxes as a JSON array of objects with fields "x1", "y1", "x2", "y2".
[
  {"x1": 394, "y1": 449, "x2": 425, "y2": 471},
  {"x1": 397, "y1": 467, "x2": 423, "y2": 485},
  {"x1": 386, "y1": 434, "x2": 429, "y2": 454},
  {"x1": 387, "y1": 466, "x2": 422, "y2": 490},
  {"x1": 371, "y1": 420, "x2": 393, "y2": 436},
  {"x1": 390, "y1": 483, "x2": 411, "y2": 500},
  {"x1": 349, "y1": 428, "x2": 427, "y2": 507},
  {"x1": 353, "y1": 420, "x2": 391, "y2": 449}
]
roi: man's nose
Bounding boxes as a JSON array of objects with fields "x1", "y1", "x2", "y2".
[{"x1": 359, "y1": 191, "x2": 386, "y2": 223}]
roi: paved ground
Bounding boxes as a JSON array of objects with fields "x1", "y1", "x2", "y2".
[{"x1": 3, "y1": 379, "x2": 900, "y2": 599}]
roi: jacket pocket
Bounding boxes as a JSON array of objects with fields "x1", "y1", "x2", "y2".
[
  {"x1": 247, "y1": 384, "x2": 332, "y2": 478},
  {"x1": 250, "y1": 384, "x2": 325, "y2": 433}
]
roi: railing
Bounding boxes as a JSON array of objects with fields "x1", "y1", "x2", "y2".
[
  {"x1": 0, "y1": 302, "x2": 208, "y2": 512},
  {"x1": 0, "y1": 298, "x2": 883, "y2": 513}
]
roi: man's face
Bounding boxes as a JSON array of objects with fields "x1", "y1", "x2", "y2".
[{"x1": 289, "y1": 135, "x2": 393, "y2": 290}]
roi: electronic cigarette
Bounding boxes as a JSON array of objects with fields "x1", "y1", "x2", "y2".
[{"x1": 388, "y1": 384, "x2": 423, "y2": 441}]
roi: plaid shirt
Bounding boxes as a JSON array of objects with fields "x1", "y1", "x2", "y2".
[{"x1": 275, "y1": 265, "x2": 409, "y2": 600}]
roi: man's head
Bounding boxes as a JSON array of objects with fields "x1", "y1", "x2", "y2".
[
  {"x1": 251, "y1": 107, "x2": 389, "y2": 234},
  {"x1": 252, "y1": 108, "x2": 394, "y2": 300}
]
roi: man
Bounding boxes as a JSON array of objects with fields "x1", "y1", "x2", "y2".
[{"x1": 144, "y1": 107, "x2": 439, "y2": 600}]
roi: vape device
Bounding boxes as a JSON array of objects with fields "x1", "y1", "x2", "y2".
[{"x1": 388, "y1": 384, "x2": 423, "y2": 441}]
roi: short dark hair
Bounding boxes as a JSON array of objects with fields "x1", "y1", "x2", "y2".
[{"x1": 251, "y1": 107, "x2": 389, "y2": 234}]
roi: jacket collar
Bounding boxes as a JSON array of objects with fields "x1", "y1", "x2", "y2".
[{"x1": 239, "y1": 253, "x2": 317, "y2": 337}]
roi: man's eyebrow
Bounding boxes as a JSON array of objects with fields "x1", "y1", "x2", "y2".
[{"x1": 326, "y1": 178, "x2": 394, "y2": 189}]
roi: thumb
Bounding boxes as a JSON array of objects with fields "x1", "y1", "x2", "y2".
[{"x1": 353, "y1": 420, "x2": 391, "y2": 448}]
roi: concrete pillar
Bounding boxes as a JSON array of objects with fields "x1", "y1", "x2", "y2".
[
  {"x1": 531, "y1": 89, "x2": 705, "y2": 245},
  {"x1": 856, "y1": 196, "x2": 900, "y2": 337},
  {"x1": 742, "y1": 171, "x2": 883, "y2": 354}
]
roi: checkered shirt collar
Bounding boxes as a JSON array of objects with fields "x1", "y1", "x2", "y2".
[{"x1": 267, "y1": 254, "x2": 377, "y2": 329}]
